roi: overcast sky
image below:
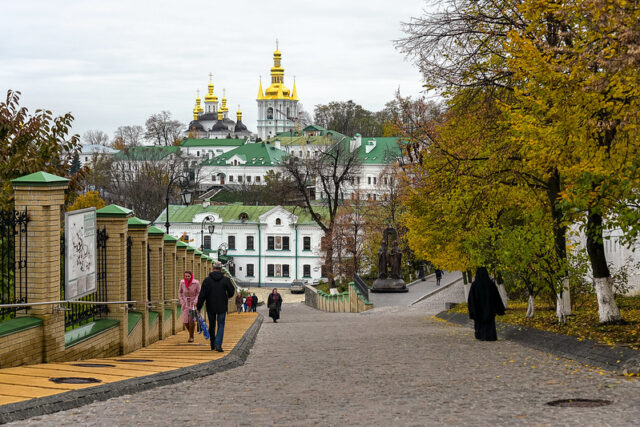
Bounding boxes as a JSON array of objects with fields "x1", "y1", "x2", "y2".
[{"x1": 1, "y1": 0, "x2": 428, "y2": 142}]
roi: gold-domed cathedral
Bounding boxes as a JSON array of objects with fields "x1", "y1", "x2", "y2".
[{"x1": 257, "y1": 43, "x2": 299, "y2": 140}]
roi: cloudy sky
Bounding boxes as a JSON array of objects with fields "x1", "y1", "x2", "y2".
[{"x1": 1, "y1": 0, "x2": 428, "y2": 142}]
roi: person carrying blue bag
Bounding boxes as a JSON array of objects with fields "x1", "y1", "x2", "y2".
[
  {"x1": 196, "y1": 312, "x2": 210, "y2": 340},
  {"x1": 197, "y1": 262, "x2": 236, "y2": 352}
]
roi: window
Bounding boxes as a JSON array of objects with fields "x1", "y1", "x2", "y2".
[
  {"x1": 238, "y1": 176, "x2": 243, "y2": 183},
  {"x1": 268, "y1": 235, "x2": 289, "y2": 250},
  {"x1": 357, "y1": 177, "x2": 361, "y2": 185},
  {"x1": 229, "y1": 175, "x2": 234, "y2": 182},
  {"x1": 247, "y1": 264, "x2": 254, "y2": 277},
  {"x1": 197, "y1": 151, "x2": 200, "y2": 157},
  {"x1": 303, "y1": 264, "x2": 311, "y2": 277},
  {"x1": 367, "y1": 194, "x2": 371, "y2": 200},
  {"x1": 228, "y1": 235, "x2": 236, "y2": 250},
  {"x1": 203, "y1": 236, "x2": 211, "y2": 249},
  {"x1": 283, "y1": 264, "x2": 289, "y2": 277},
  {"x1": 247, "y1": 176, "x2": 252, "y2": 183},
  {"x1": 368, "y1": 177, "x2": 371, "y2": 185},
  {"x1": 267, "y1": 107, "x2": 274, "y2": 119},
  {"x1": 246, "y1": 236, "x2": 254, "y2": 250},
  {"x1": 229, "y1": 264, "x2": 235, "y2": 276},
  {"x1": 303, "y1": 236, "x2": 311, "y2": 251},
  {"x1": 211, "y1": 174, "x2": 216, "y2": 181},
  {"x1": 266, "y1": 264, "x2": 289, "y2": 277},
  {"x1": 383, "y1": 177, "x2": 388, "y2": 185},
  {"x1": 256, "y1": 176, "x2": 261, "y2": 183},
  {"x1": 373, "y1": 177, "x2": 377, "y2": 185},
  {"x1": 267, "y1": 264, "x2": 274, "y2": 276},
  {"x1": 373, "y1": 194, "x2": 377, "y2": 201},
  {"x1": 275, "y1": 218, "x2": 282, "y2": 225}
]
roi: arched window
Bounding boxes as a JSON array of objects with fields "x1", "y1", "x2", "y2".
[
  {"x1": 286, "y1": 107, "x2": 290, "y2": 117},
  {"x1": 275, "y1": 218, "x2": 281, "y2": 225},
  {"x1": 267, "y1": 107, "x2": 274, "y2": 120},
  {"x1": 239, "y1": 212, "x2": 249, "y2": 222}
]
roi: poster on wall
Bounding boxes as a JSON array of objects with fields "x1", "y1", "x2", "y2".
[{"x1": 65, "y1": 207, "x2": 97, "y2": 300}]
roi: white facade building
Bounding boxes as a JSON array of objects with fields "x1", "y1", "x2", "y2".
[{"x1": 154, "y1": 204, "x2": 325, "y2": 287}]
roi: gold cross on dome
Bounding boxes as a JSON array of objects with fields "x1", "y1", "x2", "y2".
[{"x1": 209, "y1": 72, "x2": 213, "y2": 82}]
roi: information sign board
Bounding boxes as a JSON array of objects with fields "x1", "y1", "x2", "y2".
[{"x1": 65, "y1": 207, "x2": 97, "y2": 300}]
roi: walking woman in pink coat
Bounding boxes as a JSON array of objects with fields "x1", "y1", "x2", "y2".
[{"x1": 179, "y1": 270, "x2": 201, "y2": 342}]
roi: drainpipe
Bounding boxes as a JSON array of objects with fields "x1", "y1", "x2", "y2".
[
  {"x1": 295, "y1": 224, "x2": 299, "y2": 280},
  {"x1": 258, "y1": 223, "x2": 262, "y2": 287}
]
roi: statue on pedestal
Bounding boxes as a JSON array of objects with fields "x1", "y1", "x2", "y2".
[{"x1": 371, "y1": 225, "x2": 407, "y2": 293}]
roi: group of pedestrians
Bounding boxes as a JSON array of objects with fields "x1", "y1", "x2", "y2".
[
  {"x1": 178, "y1": 262, "x2": 235, "y2": 352},
  {"x1": 236, "y1": 293, "x2": 258, "y2": 313},
  {"x1": 179, "y1": 263, "x2": 284, "y2": 351}
]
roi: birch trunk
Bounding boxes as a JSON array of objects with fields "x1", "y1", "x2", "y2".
[
  {"x1": 526, "y1": 294, "x2": 535, "y2": 318},
  {"x1": 594, "y1": 276, "x2": 621, "y2": 324}
]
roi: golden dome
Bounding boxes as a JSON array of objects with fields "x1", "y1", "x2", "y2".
[{"x1": 204, "y1": 73, "x2": 217, "y2": 103}]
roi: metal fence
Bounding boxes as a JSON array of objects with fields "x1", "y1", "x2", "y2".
[
  {"x1": 0, "y1": 209, "x2": 29, "y2": 320},
  {"x1": 353, "y1": 274, "x2": 370, "y2": 301},
  {"x1": 60, "y1": 227, "x2": 109, "y2": 329}
]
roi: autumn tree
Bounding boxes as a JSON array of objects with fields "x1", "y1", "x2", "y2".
[
  {"x1": 284, "y1": 137, "x2": 362, "y2": 288},
  {"x1": 82, "y1": 129, "x2": 110, "y2": 147},
  {"x1": 114, "y1": 125, "x2": 144, "y2": 148},
  {"x1": 69, "y1": 190, "x2": 107, "y2": 211},
  {"x1": 144, "y1": 111, "x2": 183, "y2": 146},
  {"x1": 0, "y1": 90, "x2": 80, "y2": 209}
]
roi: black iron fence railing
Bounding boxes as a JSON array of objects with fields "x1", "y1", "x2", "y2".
[
  {"x1": 147, "y1": 243, "x2": 151, "y2": 302},
  {"x1": 353, "y1": 274, "x2": 370, "y2": 302},
  {"x1": 0, "y1": 209, "x2": 29, "y2": 321},
  {"x1": 60, "y1": 227, "x2": 109, "y2": 329}
]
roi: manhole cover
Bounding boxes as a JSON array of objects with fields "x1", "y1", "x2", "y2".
[
  {"x1": 71, "y1": 363, "x2": 116, "y2": 368},
  {"x1": 114, "y1": 359, "x2": 154, "y2": 363},
  {"x1": 547, "y1": 399, "x2": 612, "y2": 407},
  {"x1": 49, "y1": 377, "x2": 102, "y2": 384}
]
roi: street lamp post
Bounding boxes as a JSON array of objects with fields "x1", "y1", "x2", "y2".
[
  {"x1": 200, "y1": 215, "x2": 215, "y2": 251},
  {"x1": 164, "y1": 172, "x2": 191, "y2": 235}
]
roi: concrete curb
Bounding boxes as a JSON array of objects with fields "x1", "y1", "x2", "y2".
[
  {"x1": 409, "y1": 277, "x2": 464, "y2": 306},
  {"x1": 406, "y1": 273, "x2": 435, "y2": 288},
  {"x1": 435, "y1": 310, "x2": 640, "y2": 373},
  {"x1": 0, "y1": 315, "x2": 264, "y2": 424}
]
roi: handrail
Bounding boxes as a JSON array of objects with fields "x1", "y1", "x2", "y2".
[{"x1": 353, "y1": 274, "x2": 370, "y2": 301}]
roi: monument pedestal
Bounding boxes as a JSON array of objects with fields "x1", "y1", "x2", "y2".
[{"x1": 371, "y1": 278, "x2": 408, "y2": 293}]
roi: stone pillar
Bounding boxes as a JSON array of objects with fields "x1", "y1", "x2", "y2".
[
  {"x1": 96, "y1": 204, "x2": 133, "y2": 354},
  {"x1": 12, "y1": 172, "x2": 69, "y2": 362},
  {"x1": 163, "y1": 235, "x2": 178, "y2": 334},
  {"x1": 175, "y1": 241, "x2": 188, "y2": 327},
  {"x1": 147, "y1": 226, "x2": 164, "y2": 341},
  {"x1": 186, "y1": 246, "x2": 195, "y2": 280},
  {"x1": 194, "y1": 250, "x2": 202, "y2": 283},
  {"x1": 127, "y1": 217, "x2": 150, "y2": 346}
]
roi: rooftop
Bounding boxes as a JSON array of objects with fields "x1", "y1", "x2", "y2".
[
  {"x1": 112, "y1": 146, "x2": 181, "y2": 161},
  {"x1": 200, "y1": 142, "x2": 288, "y2": 167},
  {"x1": 155, "y1": 204, "x2": 327, "y2": 225},
  {"x1": 181, "y1": 138, "x2": 246, "y2": 148}
]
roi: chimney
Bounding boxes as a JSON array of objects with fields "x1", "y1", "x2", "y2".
[
  {"x1": 350, "y1": 133, "x2": 362, "y2": 152},
  {"x1": 365, "y1": 139, "x2": 376, "y2": 154},
  {"x1": 274, "y1": 139, "x2": 281, "y2": 149}
]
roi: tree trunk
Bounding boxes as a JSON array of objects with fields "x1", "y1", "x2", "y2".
[
  {"x1": 586, "y1": 210, "x2": 621, "y2": 324},
  {"x1": 546, "y1": 170, "x2": 571, "y2": 322},
  {"x1": 526, "y1": 294, "x2": 535, "y2": 318}
]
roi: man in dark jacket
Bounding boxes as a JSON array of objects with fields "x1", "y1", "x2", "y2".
[
  {"x1": 251, "y1": 293, "x2": 258, "y2": 312},
  {"x1": 197, "y1": 262, "x2": 236, "y2": 352}
]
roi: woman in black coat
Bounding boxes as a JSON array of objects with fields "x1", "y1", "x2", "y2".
[
  {"x1": 467, "y1": 267, "x2": 505, "y2": 341},
  {"x1": 267, "y1": 288, "x2": 282, "y2": 323}
]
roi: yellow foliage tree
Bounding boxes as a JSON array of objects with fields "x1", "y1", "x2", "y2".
[{"x1": 68, "y1": 191, "x2": 107, "y2": 211}]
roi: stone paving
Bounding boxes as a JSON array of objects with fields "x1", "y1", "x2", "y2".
[{"x1": 9, "y1": 301, "x2": 640, "y2": 426}]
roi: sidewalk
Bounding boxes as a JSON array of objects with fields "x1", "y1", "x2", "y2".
[{"x1": 0, "y1": 312, "x2": 261, "y2": 423}]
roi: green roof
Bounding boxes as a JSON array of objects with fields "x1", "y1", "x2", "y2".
[
  {"x1": 97, "y1": 204, "x2": 133, "y2": 218},
  {"x1": 113, "y1": 146, "x2": 181, "y2": 161},
  {"x1": 194, "y1": 250, "x2": 202, "y2": 255},
  {"x1": 128, "y1": 217, "x2": 150, "y2": 227},
  {"x1": 181, "y1": 138, "x2": 246, "y2": 147},
  {"x1": 164, "y1": 234, "x2": 178, "y2": 243},
  {"x1": 155, "y1": 204, "x2": 327, "y2": 225},
  {"x1": 186, "y1": 246, "x2": 195, "y2": 252},
  {"x1": 176, "y1": 241, "x2": 188, "y2": 248},
  {"x1": 355, "y1": 137, "x2": 404, "y2": 164},
  {"x1": 266, "y1": 132, "x2": 348, "y2": 147},
  {"x1": 11, "y1": 171, "x2": 70, "y2": 186},
  {"x1": 200, "y1": 142, "x2": 288, "y2": 167},
  {"x1": 148, "y1": 225, "x2": 165, "y2": 235}
]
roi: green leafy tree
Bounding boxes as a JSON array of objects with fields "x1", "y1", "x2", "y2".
[{"x1": 0, "y1": 90, "x2": 80, "y2": 209}]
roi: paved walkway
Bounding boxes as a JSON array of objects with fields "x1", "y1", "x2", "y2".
[
  {"x1": 9, "y1": 303, "x2": 640, "y2": 426},
  {"x1": 369, "y1": 271, "x2": 461, "y2": 307}
]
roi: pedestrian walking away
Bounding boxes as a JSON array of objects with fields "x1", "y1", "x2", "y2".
[
  {"x1": 235, "y1": 293, "x2": 243, "y2": 314},
  {"x1": 251, "y1": 293, "x2": 258, "y2": 312},
  {"x1": 242, "y1": 296, "x2": 247, "y2": 312},
  {"x1": 267, "y1": 288, "x2": 283, "y2": 323},
  {"x1": 467, "y1": 267, "x2": 505, "y2": 341},
  {"x1": 435, "y1": 269, "x2": 443, "y2": 286},
  {"x1": 178, "y1": 270, "x2": 200, "y2": 343},
  {"x1": 197, "y1": 262, "x2": 235, "y2": 352}
]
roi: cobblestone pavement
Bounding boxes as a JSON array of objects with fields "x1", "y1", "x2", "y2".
[
  {"x1": 369, "y1": 271, "x2": 462, "y2": 307},
  {"x1": 10, "y1": 303, "x2": 640, "y2": 426}
]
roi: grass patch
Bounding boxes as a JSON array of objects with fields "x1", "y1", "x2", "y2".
[{"x1": 452, "y1": 295, "x2": 640, "y2": 350}]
